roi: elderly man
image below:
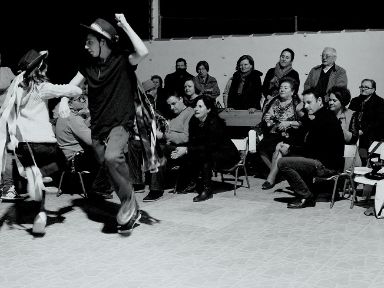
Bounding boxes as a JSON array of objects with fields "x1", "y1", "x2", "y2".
[
  {"x1": 277, "y1": 88, "x2": 345, "y2": 209},
  {"x1": 304, "y1": 47, "x2": 347, "y2": 99}
]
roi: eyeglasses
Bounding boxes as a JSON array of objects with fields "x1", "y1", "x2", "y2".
[{"x1": 359, "y1": 86, "x2": 373, "y2": 90}]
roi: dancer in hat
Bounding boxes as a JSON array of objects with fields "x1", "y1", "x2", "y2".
[
  {"x1": 0, "y1": 49, "x2": 82, "y2": 235},
  {"x1": 59, "y1": 13, "x2": 158, "y2": 234}
]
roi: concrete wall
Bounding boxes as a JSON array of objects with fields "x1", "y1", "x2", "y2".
[{"x1": 136, "y1": 30, "x2": 384, "y2": 105}]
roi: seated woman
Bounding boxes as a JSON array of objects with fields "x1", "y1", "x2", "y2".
[
  {"x1": 328, "y1": 86, "x2": 361, "y2": 168},
  {"x1": 171, "y1": 95, "x2": 240, "y2": 202},
  {"x1": 183, "y1": 78, "x2": 200, "y2": 107},
  {"x1": 0, "y1": 49, "x2": 82, "y2": 235},
  {"x1": 262, "y1": 48, "x2": 300, "y2": 108},
  {"x1": 256, "y1": 77, "x2": 304, "y2": 187}
]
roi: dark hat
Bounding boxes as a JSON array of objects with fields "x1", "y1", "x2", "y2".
[
  {"x1": 142, "y1": 79, "x2": 156, "y2": 92},
  {"x1": 17, "y1": 49, "x2": 48, "y2": 75},
  {"x1": 80, "y1": 18, "x2": 118, "y2": 42}
]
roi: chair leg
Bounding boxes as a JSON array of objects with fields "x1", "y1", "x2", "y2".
[
  {"x1": 78, "y1": 172, "x2": 88, "y2": 198},
  {"x1": 350, "y1": 178, "x2": 358, "y2": 209},
  {"x1": 234, "y1": 168, "x2": 239, "y2": 196},
  {"x1": 330, "y1": 177, "x2": 339, "y2": 208},
  {"x1": 57, "y1": 171, "x2": 66, "y2": 197},
  {"x1": 243, "y1": 166, "x2": 250, "y2": 189}
]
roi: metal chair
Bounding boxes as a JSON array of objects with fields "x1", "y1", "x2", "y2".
[
  {"x1": 313, "y1": 142, "x2": 360, "y2": 208},
  {"x1": 215, "y1": 137, "x2": 250, "y2": 196},
  {"x1": 56, "y1": 151, "x2": 90, "y2": 198}
]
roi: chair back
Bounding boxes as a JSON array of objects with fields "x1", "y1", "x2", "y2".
[
  {"x1": 344, "y1": 140, "x2": 360, "y2": 172},
  {"x1": 231, "y1": 137, "x2": 249, "y2": 165}
]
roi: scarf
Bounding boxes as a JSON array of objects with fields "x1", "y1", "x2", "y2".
[
  {"x1": 237, "y1": 70, "x2": 251, "y2": 95},
  {"x1": 268, "y1": 62, "x2": 293, "y2": 96}
]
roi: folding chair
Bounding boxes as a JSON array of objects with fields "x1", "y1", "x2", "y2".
[
  {"x1": 215, "y1": 137, "x2": 250, "y2": 196},
  {"x1": 56, "y1": 151, "x2": 90, "y2": 198},
  {"x1": 314, "y1": 142, "x2": 359, "y2": 208}
]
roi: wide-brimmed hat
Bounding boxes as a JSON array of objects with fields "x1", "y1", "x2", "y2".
[
  {"x1": 80, "y1": 18, "x2": 119, "y2": 42},
  {"x1": 17, "y1": 49, "x2": 48, "y2": 75}
]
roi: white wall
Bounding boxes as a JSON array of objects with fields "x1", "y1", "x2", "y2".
[{"x1": 136, "y1": 30, "x2": 384, "y2": 105}]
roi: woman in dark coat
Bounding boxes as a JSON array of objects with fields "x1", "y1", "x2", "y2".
[
  {"x1": 227, "y1": 55, "x2": 263, "y2": 111},
  {"x1": 172, "y1": 95, "x2": 240, "y2": 202},
  {"x1": 262, "y1": 48, "x2": 300, "y2": 107}
]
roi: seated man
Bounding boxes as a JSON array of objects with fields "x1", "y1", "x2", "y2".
[
  {"x1": 55, "y1": 94, "x2": 112, "y2": 198},
  {"x1": 137, "y1": 89, "x2": 195, "y2": 201},
  {"x1": 277, "y1": 88, "x2": 345, "y2": 209}
]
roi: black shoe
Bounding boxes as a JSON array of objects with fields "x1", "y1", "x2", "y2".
[
  {"x1": 193, "y1": 189, "x2": 213, "y2": 202},
  {"x1": 117, "y1": 210, "x2": 142, "y2": 235},
  {"x1": 287, "y1": 197, "x2": 316, "y2": 209},
  {"x1": 143, "y1": 190, "x2": 164, "y2": 202},
  {"x1": 262, "y1": 181, "x2": 275, "y2": 190},
  {"x1": 133, "y1": 184, "x2": 146, "y2": 193},
  {"x1": 178, "y1": 182, "x2": 197, "y2": 194}
]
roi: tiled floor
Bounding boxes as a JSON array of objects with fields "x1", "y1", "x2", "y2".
[{"x1": 1, "y1": 176, "x2": 383, "y2": 288}]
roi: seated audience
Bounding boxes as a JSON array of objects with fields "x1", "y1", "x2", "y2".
[
  {"x1": 262, "y1": 48, "x2": 300, "y2": 108},
  {"x1": 263, "y1": 86, "x2": 360, "y2": 190},
  {"x1": 142, "y1": 90, "x2": 195, "y2": 201},
  {"x1": 256, "y1": 77, "x2": 304, "y2": 184},
  {"x1": 193, "y1": 60, "x2": 220, "y2": 99},
  {"x1": 276, "y1": 88, "x2": 345, "y2": 209},
  {"x1": 226, "y1": 55, "x2": 263, "y2": 111},
  {"x1": 349, "y1": 79, "x2": 384, "y2": 165},
  {"x1": 183, "y1": 78, "x2": 200, "y2": 107},
  {"x1": 55, "y1": 93, "x2": 113, "y2": 199},
  {"x1": 172, "y1": 95, "x2": 240, "y2": 202},
  {"x1": 164, "y1": 58, "x2": 193, "y2": 96},
  {"x1": 328, "y1": 86, "x2": 359, "y2": 145}
]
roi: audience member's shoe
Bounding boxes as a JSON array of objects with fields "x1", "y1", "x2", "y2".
[
  {"x1": 287, "y1": 196, "x2": 316, "y2": 209},
  {"x1": 193, "y1": 185, "x2": 213, "y2": 202},
  {"x1": 1, "y1": 186, "x2": 27, "y2": 201},
  {"x1": 193, "y1": 191, "x2": 213, "y2": 202},
  {"x1": 117, "y1": 210, "x2": 141, "y2": 235},
  {"x1": 178, "y1": 182, "x2": 197, "y2": 194},
  {"x1": 262, "y1": 181, "x2": 275, "y2": 190},
  {"x1": 143, "y1": 190, "x2": 164, "y2": 202},
  {"x1": 133, "y1": 184, "x2": 146, "y2": 193},
  {"x1": 32, "y1": 212, "x2": 47, "y2": 235}
]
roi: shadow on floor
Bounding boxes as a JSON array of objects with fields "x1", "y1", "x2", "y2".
[
  {"x1": 71, "y1": 197, "x2": 161, "y2": 234},
  {"x1": 0, "y1": 200, "x2": 73, "y2": 236}
]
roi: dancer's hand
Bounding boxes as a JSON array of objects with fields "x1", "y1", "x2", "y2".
[{"x1": 115, "y1": 13, "x2": 128, "y2": 28}]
